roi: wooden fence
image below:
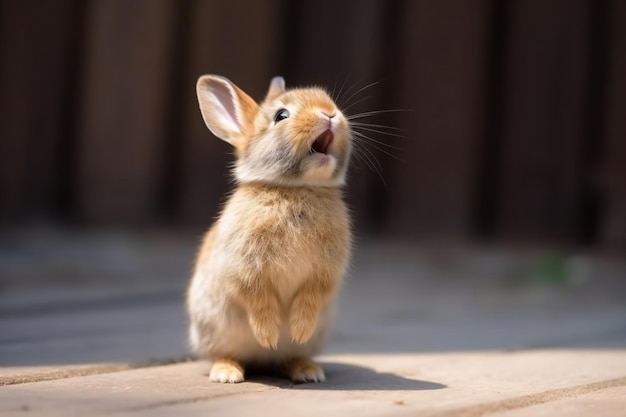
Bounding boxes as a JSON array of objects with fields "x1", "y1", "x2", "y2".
[{"x1": 1, "y1": 0, "x2": 624, "y2": 248}]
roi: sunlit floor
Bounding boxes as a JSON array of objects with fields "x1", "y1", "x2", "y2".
[{"x1": 1, "y1": 230, "x2": 625, "y2": 416}]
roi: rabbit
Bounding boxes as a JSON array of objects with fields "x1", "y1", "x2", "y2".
[{"x1": 186, "y1": 75, "x2": 352, "y2": 383}]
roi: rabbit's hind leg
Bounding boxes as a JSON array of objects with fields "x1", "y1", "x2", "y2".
[
  {"x1": 285, "y1": 357, "x2": 325, "y2": 383},
  {"x1": 209, "y1": 358, "x2": 245, "y2": 383}
]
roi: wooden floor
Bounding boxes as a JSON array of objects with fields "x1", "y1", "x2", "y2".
[{"x1": 1, "y1": 232, "x2": 626, "y2": 416}]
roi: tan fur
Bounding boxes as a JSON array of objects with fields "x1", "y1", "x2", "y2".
[
  {"x1": 284, "y1": 357, "x2": 326, "y2": 382},
  {"x1": 187, "y1": 75, "x2": 352, "y2": 383}
]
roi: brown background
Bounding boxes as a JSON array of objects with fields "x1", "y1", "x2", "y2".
[{"x1": 1, "y1": 0, "x2": 625, "y2": 249}]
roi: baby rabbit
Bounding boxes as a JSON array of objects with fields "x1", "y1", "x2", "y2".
[{"x1": 187, "y1": 75, "x2": 352, "y2": 383}]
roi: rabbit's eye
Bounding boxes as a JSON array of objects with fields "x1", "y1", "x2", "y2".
[{"x1": 274, "y1": 109, "x2": 290, "y2": 123}]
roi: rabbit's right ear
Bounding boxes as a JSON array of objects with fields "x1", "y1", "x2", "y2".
[
  {"x1": 196, "y1": 75, "x2": 259, "y2": 147},
  {"x1": 264, "y1": 76, "x2": 285, "y2": 102}
]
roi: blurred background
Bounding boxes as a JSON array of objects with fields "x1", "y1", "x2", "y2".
[
  {"x1": 1, "y1": 0, "x2": 625, "y2": 248},
  {"x1": 1, "y1": 0, "x2": 626, "y2": 368}
]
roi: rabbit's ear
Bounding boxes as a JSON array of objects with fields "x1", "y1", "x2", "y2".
[
  {"x1": 196, "y1": 75, "x2": 258, "y2": 146},
  {"x1": 264, "y1": 76, "x2": 286, "y2": 102}
]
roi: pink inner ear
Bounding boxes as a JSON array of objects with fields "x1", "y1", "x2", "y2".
[{"x1": 212, "y1": 82, "x2": 240, "y2": 131}]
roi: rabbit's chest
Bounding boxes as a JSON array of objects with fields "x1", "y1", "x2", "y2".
[{"x1": 219, "y1": 189, "x2": 349, "y2": 291}]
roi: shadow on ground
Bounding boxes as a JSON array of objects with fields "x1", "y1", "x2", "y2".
[{"x1": 246, "y1": 362, "x2": 447, "y2": 391}]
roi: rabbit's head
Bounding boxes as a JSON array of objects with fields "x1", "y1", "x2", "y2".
[{"x1": 197, "y1": 75, "x2": 352, "y2": 187}]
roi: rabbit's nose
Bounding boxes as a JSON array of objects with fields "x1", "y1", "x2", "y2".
[{"x1": 321, "y1": 110, "x2": 336, "y2": 119}]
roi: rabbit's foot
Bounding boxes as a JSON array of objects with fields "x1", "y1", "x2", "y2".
[
  {"x1": 209, "y1": 358, "x2": 245, "y2": 383},
  {"x1": 286, "y1": 357, "x2": 325, "y2": 383}
]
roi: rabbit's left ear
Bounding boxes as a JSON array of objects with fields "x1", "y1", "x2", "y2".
[
  {"x1": 264, "y1": 76, "x2": 286, "y2": 102},
  {"x1": 196, "y1": 75, "x2": 259, "y2": 147}
]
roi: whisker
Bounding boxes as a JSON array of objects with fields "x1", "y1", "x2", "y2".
[
  {"x1": 338, "y1": 124, "x2": 404, "y2": 154},
  {"x1": 354, "y1": 141, "x2": 388, "y2": 188},
  {"x1": 352, "y1": 131, "x2": 405, "y2": 161},
  {"x1": 341, "y1": 95, "x2": 371, "y2": 114},
  {"x1": 347, "y1": 109, "x2": 411, "y2": 120},
  {"x1": 351, "y1": 146, "x2": 373, "y2": 172},
  {"x1": 340, "y1": 81, "x2": 380, "y2": 110},
  {"x1": 334, "y1": 77, "x2": 350, "y2": 105},
  {"x1": 331, "y1": 76, "x2": 340, "y2": 100},
  {"x1": 357, "y1": 144, "x2": 384, "y2": 173},
  {"x1": 351, "y1": 130, "x2": 404, "y2": 151},
  {"x1": 336, "y1": 78, "x2": 364, "y2": 108},
  {"x1": 350, "y1": 122, "x2": 405, "y2": 132},
  {"x1": 352, "y1": 125, "x2": 407, "y2": 139}
]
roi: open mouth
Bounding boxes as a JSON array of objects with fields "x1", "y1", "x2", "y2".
[{"x1": 311, "y1": 130, "x2": 334, "y2": 155}]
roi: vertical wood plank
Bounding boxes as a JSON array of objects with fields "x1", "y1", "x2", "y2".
[
  {"x1": 384, "y1": 0, "x2": 492, "y2": 237},
  {"x1": 0, "y1": 1, "x2": 78, "y2": 221},
  {"x1": 285, "y1": 0, "x2": 385, "y2": 84},
  {"x1": 494, "y1": 0, "x2": 592, "y2": 243},
  {"x1": 598, "y1": 0, "x2": 626, "y2": 249},
  {"x1": 75, "y1": 0, "x2": 176, "y2": 223},
  {"x1": 177, "y1": 0, "x2": 282, "y2": 224}
]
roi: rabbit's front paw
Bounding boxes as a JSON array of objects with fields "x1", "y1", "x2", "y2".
[
  {"x1": 289, "y1": 280, "x2": 330, "y2": 344},
  {"x1": 249, "y1": 312, "x2": 281, "y2": 350},
  {"x1": 289, "y1": 309, "x2": 317, "y2": 344}
]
